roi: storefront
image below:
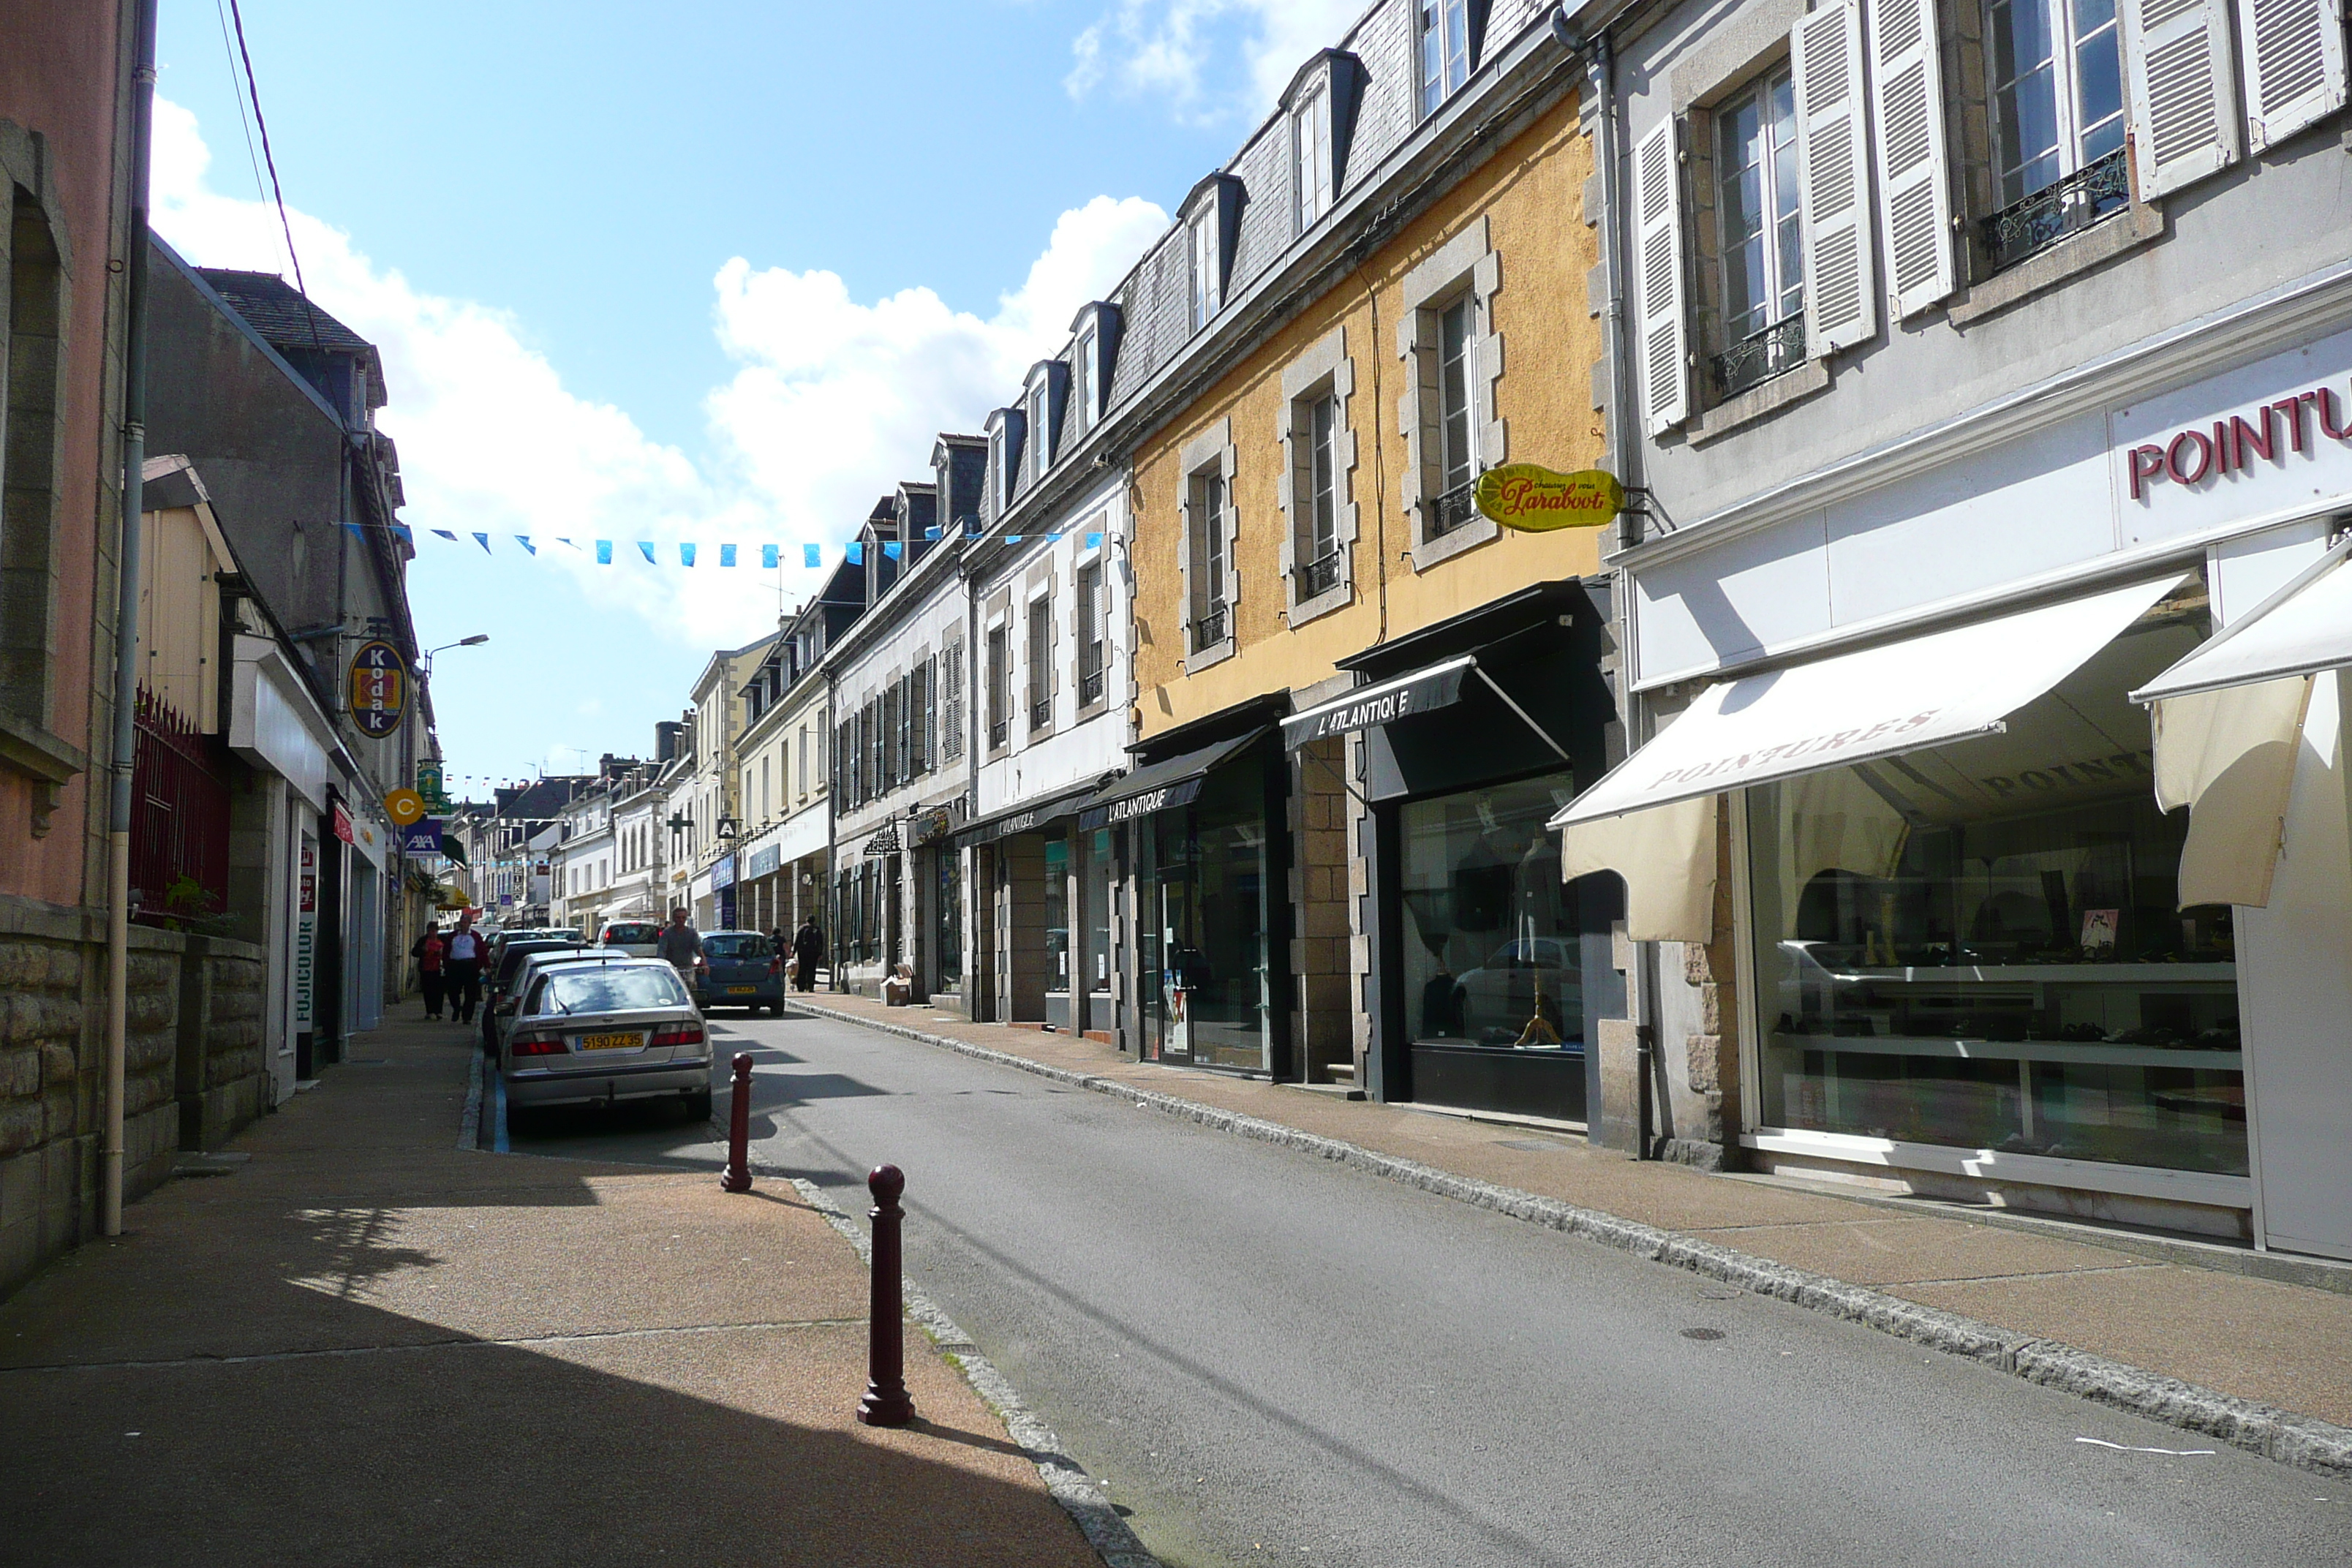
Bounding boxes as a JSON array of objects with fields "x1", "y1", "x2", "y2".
[
  {"x1": 1296, "y1": 583, "x2": 1619, "y2": 1123},
  {"x1": 951, "y1": 783, "x2": 1101, "y2": 1027},
  {"x1": 711, "y1": 853, "x2": 737, "y2": 931},
  {"x1": 1573, "y1": 324, "x2": 2352, "y2": 1251},
  {"x1": 1094, "y1": 706, "x2": 1290, "y2": 1076}
]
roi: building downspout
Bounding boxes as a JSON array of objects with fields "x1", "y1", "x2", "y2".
[
  {"x1": 105, "y1": 0, "x2": 161, "y2": 1236},
  {"x1": 1556, "y1": 6, "x2": 1659, "y2": 1157}
]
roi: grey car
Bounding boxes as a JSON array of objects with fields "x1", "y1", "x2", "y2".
[{"x1": 500, "y1": 957, "x2": 713, "y2": 1123}]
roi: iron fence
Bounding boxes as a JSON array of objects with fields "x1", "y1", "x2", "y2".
[
  {"x1": 1980, "y1": 149, "x2": 2129, "y2": 275},
  {"x1": 131, "y1": 687, "x2": 231, "y2": 928},
  {"x1": 1712, "y1": 314, "x2": 1807, "y2": 401}
]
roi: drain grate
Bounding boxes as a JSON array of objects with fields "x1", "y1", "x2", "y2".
[{"x1": 1681, "y1": 1327, "x2": 1727, "y2": 1341}]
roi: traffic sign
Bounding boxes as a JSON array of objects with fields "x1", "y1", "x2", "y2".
[{"x1": 348, "y1": 639, "x2": 408, "y2": 738}]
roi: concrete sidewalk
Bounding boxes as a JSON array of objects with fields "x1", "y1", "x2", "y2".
[
  {"x1": 791, "y1": 992, "x2": 2352, "y2": 1470},
  {"x1": 0, "y1": 1015, "x2": 1108, "y2": 1567}
]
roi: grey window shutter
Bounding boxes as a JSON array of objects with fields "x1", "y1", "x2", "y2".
[
  {"x1": 1868, "y1": 0, "x2": 1957, "y2": 317},
  {"x1": 2122, "y1": 0, "x2": 2243, "y2": 197},
  {"x1": 1794, "y1": 0, "x2": 1878, "y2": 356},
  {"x1": 2236, "y1": 0, "x2": 2348, "y2": 151},
  {"x1": 1634, "y1": 118, "x2": 1689, "y2": 434}
]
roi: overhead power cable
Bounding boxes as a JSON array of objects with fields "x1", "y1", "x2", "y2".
[{"x1": 225, "y1": 0, "x2": 326, "y2": 363}]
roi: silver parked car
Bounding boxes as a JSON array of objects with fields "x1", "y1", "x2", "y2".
[{"x1": 500, "y1": 957, "x2": 713, "y2": 1123}]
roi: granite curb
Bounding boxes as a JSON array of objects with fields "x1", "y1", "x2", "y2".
[
  {"x1": 784, "y1": 998, "x2": 2352, "y2": 1482},
  {"x1": 772, "y1": 1165, "x2": 1166, "y2": 1568}
]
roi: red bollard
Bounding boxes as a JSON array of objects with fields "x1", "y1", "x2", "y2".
[
  {"x1": 856, "y1": 1163, "x2": 916, "y2": 1428},
  {"x1": 720, "y1": 1052, "x2": 754, "y2": 1194}
]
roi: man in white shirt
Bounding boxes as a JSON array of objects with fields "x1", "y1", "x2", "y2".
[{"x1": 444, "y1": 914, "x2": 486, "y2": 1025}]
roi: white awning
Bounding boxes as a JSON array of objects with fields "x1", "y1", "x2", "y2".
[
  {"x1": 1551, "y1": 573, "x2": 2186, "y2": 829},
  {"x1": 2132, "y1": 536, "x2": 2352, "y2": 704}
]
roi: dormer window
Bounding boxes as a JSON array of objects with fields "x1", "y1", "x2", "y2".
[
  {"x1": 1294, "y1": 83, "x2": 1333, "y2": 228},
  {"x1": 1030, "y1": 378, "x2": 1052, "y2": 481},
  {"x1": 1189, "y1": 211, "x2": 1218, "y2": 330},
  {"x1": 1419, "y1": 0, "x2": 1472, "y2": 116},
  {"x1": 985, "y1": 408, "x2": 1026, "y2": 516},
  {"x1": 1071, "y1": 329, "x2": 1096, "y2": 439}
]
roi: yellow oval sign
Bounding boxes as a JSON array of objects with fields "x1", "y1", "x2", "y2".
[
  {"x1": 1473, "y1": 464, "x2": 1625, "y2": 532},
  {"x1": 384, "y1": 788, "x2": 426, "y2": 826}
]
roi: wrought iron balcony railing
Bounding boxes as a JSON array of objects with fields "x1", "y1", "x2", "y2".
[
  {"x1": 1423, "y1": 480, "x2": 1479, "y2": 540},
  {"x1": 1980, "y1": 148, "x2": 2129, "y2": 276},
  {"x1": 988, "y1": 717, "x2": 1009, "y2": 750},
  {"x1": 1078, "y1": 665, "x2": 1107, "y2": 706},
  {"x1": 1189, "y1": 606, "x2": 1229, "y2": 652},
  {"x1": 1294, "y1": 550, "x2": 1344, "y2": 598},
  {"x1": 1030, "y1": 698, "x2": 1052, "y2": 733},
  {"x1": 1711, "y1": 313, "x2": 1807, "y2": 401}
]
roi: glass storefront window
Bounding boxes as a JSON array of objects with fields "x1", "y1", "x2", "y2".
[
  {"x1": 1141, "y1": 759, "x2": 1270, "y2": 1071},
  {"x1": 1746, "y1": 614, "x2": 2248, "y2": 1176},
  {"x1": 1044, "y1": 829, "x2": 1071, "y2": 996},
  {"x1": 1086, "y1": 828, "x2": 1113, "y2": 995},
  {"x1": 935, "y1": 851, "x2": 962, "y2": 987},
  {"x1": 1400, "y1": 772, "x2": 1583, "y2": 1050}
]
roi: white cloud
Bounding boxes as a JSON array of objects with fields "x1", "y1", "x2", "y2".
[
  {"x1": 1066, "y1": 0, "x2": 1371, "y2": 118},
  {"x1": 148, "y1": 97, "x2": 1166, "y2": 655}
]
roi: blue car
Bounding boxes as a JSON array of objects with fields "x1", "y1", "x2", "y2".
[{"x1": 692, "y1": 930, "x2": 784, "y2": 1014}]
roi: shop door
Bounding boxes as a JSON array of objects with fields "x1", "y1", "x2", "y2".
[
  {"x1": 1083, "y1": 828, "x2": 1115, "y2": 1036},
  {"x1": 1044, "y1": 829, "x2": 1071, "y2": 1030}
]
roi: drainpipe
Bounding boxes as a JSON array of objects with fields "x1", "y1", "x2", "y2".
[
  {"x1": 1556, "y1": 5, "x2": 1658, "y2": 1157},
  {"x1": 105, "y1": 0, "x2": 161, "y2": 1236}
]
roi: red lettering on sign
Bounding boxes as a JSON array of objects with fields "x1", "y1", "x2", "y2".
[{"x1": 2166, "y1": 429, "x2": 2215, "y2": 485}]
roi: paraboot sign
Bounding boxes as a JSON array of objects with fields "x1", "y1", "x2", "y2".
[{"x1": 1473, "y1": 464, "x2": 1624, "y2": 531}]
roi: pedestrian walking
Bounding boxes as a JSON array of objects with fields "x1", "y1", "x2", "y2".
[
  {"x1": 412, "y1": 921, "x2": 448, "y2": 1020},
  {"x1": 657, "y1": 907, "x2": 704, "y2": 992},
  {"x1": 791, "y1": 917, "x2": 826, "y2": 993},
  {"x1": 444, "y1": 914, "x2": 485, "y2": 1025}
]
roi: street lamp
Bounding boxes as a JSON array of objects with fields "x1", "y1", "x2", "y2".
[{"x1": 421, "y1": 633, "x2": 489, "y2": 679}]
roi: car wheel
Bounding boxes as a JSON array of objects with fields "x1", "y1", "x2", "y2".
[{"x1": 687, "y1": 1089, "x2": 714, "y2": 1123}]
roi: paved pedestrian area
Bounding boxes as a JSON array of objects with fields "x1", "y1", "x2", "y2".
[
  {"x1": 0, "y1": 1016, "x2": 1103, "y2": 1568},
  {"x1": 792, "y1": 992, "x2": 2352, "y2": 1433}
]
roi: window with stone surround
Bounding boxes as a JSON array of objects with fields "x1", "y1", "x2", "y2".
[
  {"x1": 1397, "y1": 218, "x2": 1504, "y2": 570},
  {"x1": 1177, "y1": 419, "x2": 1238, "y2": 670},
  {"x1": 1278, "y1": 326, "x2": 1358, "y2": 626}
]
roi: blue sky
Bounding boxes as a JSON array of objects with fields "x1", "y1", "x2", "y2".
[{"x1": 152, "y1": 0, "x2": 1364, "y2": 792}]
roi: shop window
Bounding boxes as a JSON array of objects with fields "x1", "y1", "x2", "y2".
[
  {"x1": 1400, "y1": 774, "x2": 1582, "y2": 1052},
  {"x1": 1137, "y1": 760, "x2": 1270, "y2": 1071},
  {"x1": 1294, "y1": 81, "x2": 1334, "y2": 229},
  {"x1": 1419, "y1": 0, "x2": 1474, "y2": 116},
  {"x1": 1044, "y1": 829, "x2": 1071, "y2": 1000},
  {"x1": 1745, "y1": 614, "x2": 2247, "y2": 1177},
  {"x1": 1186, "y1": 469, "x2": 1230, "y2": 654},
  {"x1": 1086, "y1": 826, "x2": 1114, "y2": 999},
  {"x1": 1710, "y1": 67, "x2": 1807, "y2": 399},
  {"x1": 941, "y1": 641, "x2": 966, "y2": 761},
  {"x1": 1398, "y1": 219, "x2": 1502, "y2": 568},
  {"x1": 1027, "y1": 592, "x2": 1054, "y2": 735},
  {"x1": 1977, "y1": 0, "x2": 2129, "y2": 272},
  {"x1": 1075, "y1": 562, "x2": 1107, "y2": 709},
  {"x1": 986, "y1": 622, "x2": 1011, "y2": 752}
]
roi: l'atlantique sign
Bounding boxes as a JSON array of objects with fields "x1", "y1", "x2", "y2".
[{"x1": 1473, "y1": 464, "x2": 1625, "y2": 532}]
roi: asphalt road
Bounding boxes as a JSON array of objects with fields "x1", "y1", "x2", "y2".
[{"x1": 511, "y1": 1009, "x2": 2352, "y2": 1568}]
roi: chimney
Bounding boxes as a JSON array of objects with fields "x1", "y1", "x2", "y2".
[{"x1": 654, "y1": 722, "x2": 682, "y2": 763}]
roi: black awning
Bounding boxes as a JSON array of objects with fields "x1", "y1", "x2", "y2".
[
  {"x1": 1079, "y1": 729, "x2": 1267, "y2": 829},
  {"x1": 950, "y1": 780, "x2": 1106, "y2": 848},
  {"x1": 1281, "y1": 655, "x2": 1475, "y2": 750}
]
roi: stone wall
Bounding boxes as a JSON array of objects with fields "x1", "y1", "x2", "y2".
[{"x1": 0, "y1": 895, "x2": 268, "y2": 1299}]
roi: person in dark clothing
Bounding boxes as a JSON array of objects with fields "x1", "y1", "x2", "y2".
[
  {"x1": 412, "y1": 921, "x2": 448, "y2": 1020},
  {"x1": 791, "y1": 919, "x2": 826, "y2": 992},
  {"x1": 443, "y1": 915, "x2": 485, "y2": 1024}
]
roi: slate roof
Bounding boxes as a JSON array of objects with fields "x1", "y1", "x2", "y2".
[{"x1": 197, "y1": 268, "x2": 380, "y2": 361}]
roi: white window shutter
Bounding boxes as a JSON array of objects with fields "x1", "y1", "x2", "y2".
[
  {"x1": 2122, "y1": 0, "x2": 2243, "y2": 197},
  {"x1": 1634, "y1": 118, "x2": 1689, "y2": 434},
  {"x1": 1793, "y1": 0, "x2": 1878, "y2": 357},
  {"x1": 1867, "y1": 0, "x2": 1956, "y2": 317},
  {"x1": 2236, "y1": 0, "x2": 2348, "y2": 151}
]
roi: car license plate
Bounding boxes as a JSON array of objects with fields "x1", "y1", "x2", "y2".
[
  {"x1": 726, "y1": 985, "x2": 757, "y2": 995},
  {"x1": 578, "y1": 1031, "x2": 641, "y2": 1051}
]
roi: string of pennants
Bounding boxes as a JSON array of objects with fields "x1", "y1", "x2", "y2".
[{"x1": 346, "y1": 523, "x2": 1104, "y2": 565}]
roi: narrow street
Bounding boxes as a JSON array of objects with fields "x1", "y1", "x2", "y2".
[{"x1": 518, "y1": 1010, "x2": 2351, "y2": 1568}]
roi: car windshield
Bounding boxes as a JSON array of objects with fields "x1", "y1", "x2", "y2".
[
  {"x1": 603, "y1": 923, "x2": 659, "y2": 945},
  {"x1": 703, "y1": 934, "x2": 772, "y2": 960},
  {"x1": 535, "y1": 967, "x2": 689, "y2": 1015},
  {"x1": 497, "y1": 941, "x2": 578, "y2": 983}
]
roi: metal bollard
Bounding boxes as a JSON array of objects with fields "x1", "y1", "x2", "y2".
[
  {"x1": 856, "y1": 1163, "x2": 916, "y2": 1428},
  {"x1": 720, "y1": 1052, "x2": 754, "y2": 1194}
]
